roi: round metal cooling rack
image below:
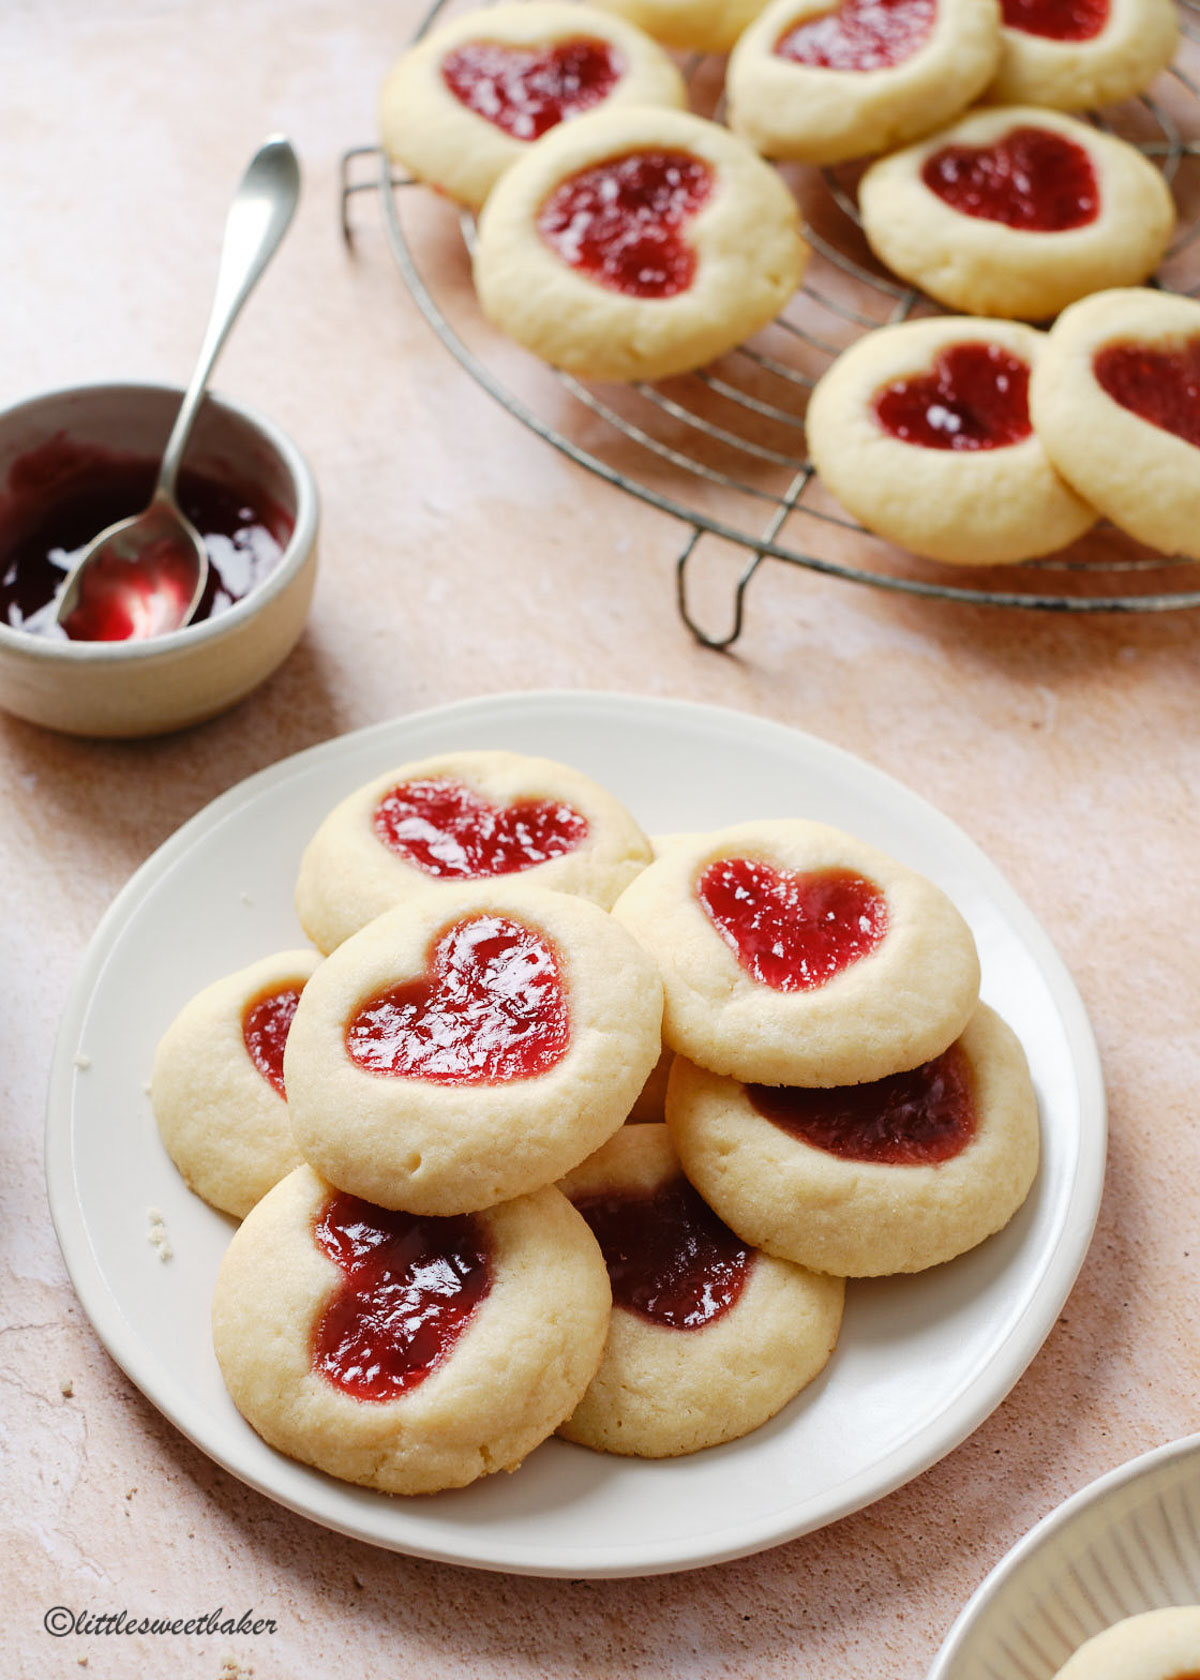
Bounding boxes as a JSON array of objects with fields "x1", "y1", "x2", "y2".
[{"x1": 342, "y1": 0, "x2": 1200, "y2": 647}]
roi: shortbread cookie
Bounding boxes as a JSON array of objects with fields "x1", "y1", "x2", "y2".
[
  {"x1": 213, "y1": 1165, "x2": 611, "y2": 1495},
  {"x1": 295, "y1": 749, "x2": 653, "y2": 954},
  {"x1": 1029, "y1": 288, "x2": 1200, "y2": 560},
  {"x1": 668, "y1": 1003, "x2": 1039, "y2": 1275},
  {"x1": 557, "y1": 1125, "x2": 843, "y2": 1455},
  {"x1": 380, "y1": 3, "x2": 687, "y2": 210},
  {"x1": 628, "y1": 1045, "x2": 674, "y2": 1121},
  {"x1": 858, "y1": 107, "x2": 1175, "y2": 319},
  {"x1": 473, "y1": 106, "x2": 807, "y2": 382},
  {"x1": 284, "y1": 882, "x2": 663, "y2": 1214},
  {"x1": 806, "y1": 315, "x2": 1096, "y2": 563},
  {"x1": 152, "y1": 950, "x2": 320, "y2": 1219},
  {"x1": 986, "y1": 0, "x2": 1177, "y2": 111},
  {"x1": 612, "y1": 820, "x2": 980, "y2": 1086},
  {"x1": 727, "y1": 0, "x2": 1002, "y2": 166},
  {"x1": 590, "y1": 0, "x2": 773, "y2": 52},
  {"x1": 1052, "y1": 1608, "x2": 1200, "y2": 1680}
]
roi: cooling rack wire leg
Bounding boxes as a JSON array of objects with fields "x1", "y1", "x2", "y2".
[
  {"x1": 340, "y1": 146, "x2": 388, "y2": 248},
  {"x1": 676, "y1": 527, "x2": 768, "y2": 651}
]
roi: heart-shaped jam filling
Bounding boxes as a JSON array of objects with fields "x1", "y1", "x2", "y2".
[
  {"x1": 1000, "y1": 0, "x2": 1108, "y2": 40},
  {"x1": 1093, "y1": 340, "x2": 1200, "y2": 450},
  {"x1": 777, "y1": 0, "x2": 935, "y2": 72},
  {"x1": 346, "y1": 914, "x2": 569, "y2": 1084},
  {"x1": 748, "y1": 1042, "x2": 976, "y2": 1164},
  {"x1": 571, "y1": 1175, "x2": 753, "y2": 1328},
  {"x1": 922, "y1": 126, "x2": 1099, "y2": 231},
  {"x1": 441, "y1": 38, "x2": 621, "y2": 141},
  {"x1": 538, "y1": 150, "x2": 714, "y2": 298},
  {"x1": 242, "y1": 985, "x2": 303, "y2": 1099},
  {"x1": 697, "y1": 858, "x2": 888, "y2": 992},
  {"x1": 312, "y1": 1192, "x2": 491, "y2": 1400},
  {"x1": 874, "y1": 342, "x2": 1032, "y2": 450},
  {"x1": 373, "y1": 778, "x2": 589, "y2": 879}
]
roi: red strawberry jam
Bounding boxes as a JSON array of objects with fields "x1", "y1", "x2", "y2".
[
  {"x1": 1093, "y1": 339, "x2": 1200, "y2": 450},
  {"x1": 922, "y1": 126, "x2": 1099, "y2": 231},
  {"x1": 874, "y1": 343, "x2": 1032, "y2": 450},
  {"x1": 537, "y1": 150, "x2": 714, "y2": 298},
  {"x1": 312, "y1": 1192, "x2": 491, "y2": 1401},
  {"x1": 242, "y1": 985, "x2": 303, "y2": 1099},
  {"x1": 345, "y1": 914, "x2": 569, "y2": 1084},
  {"x1": 749, "y1": 1042, "x2": 976, "y2": 1164},
  {"x1": 777, "y1": 0, "x2": 936, "y2": 72},
  {"x1": 1001, "y1": 0, "x2": 1108, "y2": 40},
  {"x1": 571, "y1": 1175, "x2": 753, "y2": 1328},
  {"x1": 441, "y1": 37, "x2": 621, "y2": 141},
  {"x1": 697, "y1": 858, "x2": 888, "y2": 992},
  {"x1": 372, "y1": 779, "x2": 589, "y2": 879}
]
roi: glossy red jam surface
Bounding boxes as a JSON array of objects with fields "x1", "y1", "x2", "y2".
[
  {"x1": 441, "y1": 38, "x2": 621, "y2": 140},
  {"x1": 537, "y1": 151, "x2": 714, "y2": 298},
  {"x1": 345, "y1": 914, "x2": 569, "y2": 1084},
  {"x1": 777, "y1": 0, "x2": 936, "y2": 72},
  {"x1": 572, "y1": 1175, "x2": 753, "y2": 1328},
  {"x1": 312, "y1": 1192, "x2": 491, "y2": 1401},
  {"x1": 1000, "y1": 0, "x2": 1108, "y2": 39},
  {"x1": 748, "y1": 1043, "x2": 977, "y2": 1164},
  {"x1": 0, "y1": 436, "x2": 291, "y2": 641},
  {"x1": 242, "y1": 986, "x2": 303, "y2": 1099},
  {"x1": 696, "y1": 858, "x2": 888, "y2": 992},
  {"x1": 922, "y1": 126, "x2": 1099, "y2": 231},
  {"x1": 372, "y1": 779, "x2": 589, "y2": 879},
  {"x1": 1093, "y1": 339, "x2": 1200, "y2": 450},
  {"x1": 874, "y1": 343, "x2": 1033, "y2": 450}
]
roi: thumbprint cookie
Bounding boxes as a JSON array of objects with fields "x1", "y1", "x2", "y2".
[
  {"x1": 806, "y1": 315, "x2": 1096, "y2": 564},
  {"x1": 985, "y1": 0, "x2": 1177, "y2": 112},
  {"x1": 1051, "y1": 1608, "x2": 1200, "y2": 1680},
  {"x1": 858, "y1": 106, "x2": 1175, "y2": 319},
  {"x1": 284, "y1": 882, "x2": 663, "y2": 1214},
  {"x1": 212, "y1": 1166, "x2": 611, "y2": 1495},
  {"x1": 379, "y1": 2, "x2": 686, "y2": 210},
  {"x1": 151, "y1": 950, "x2": 321, "y2": 1219},
  {"x1": 590, "y1": 0, "x2": 774, "y2": 53},
  {"x1": 611, "y1": 820, "x2": 980, "y2": 1087},
  {"x1": 473, "y1": 106, "x2": 807, "y2": 382}
]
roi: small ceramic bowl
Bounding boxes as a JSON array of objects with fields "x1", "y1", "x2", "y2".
[{"x1": 0, "y1": 382, "x2": 319, "y2": 737}]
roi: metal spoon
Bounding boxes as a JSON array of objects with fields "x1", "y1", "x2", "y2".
[{"x1": 54, "y1": 134, "x2": 302, "y2": 641}]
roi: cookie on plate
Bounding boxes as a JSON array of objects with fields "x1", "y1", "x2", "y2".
[
  {"x1": 473, "y1": 106, "x2": 807, "y2": 382},
  {"x1": 557, "y1": 1124, "x2": 844, "y2": 1455},
  {"x1": 1029, "y1": 288, "x2": 1200, "y2": 560},
  {"x1": 380, "y1": 2, "x2": 687, "y2": 210},
  {"x1": 858, "y1": 106, "x2": 1175, "y2": 318},
  {"x1": 806, "y1": 315, "x2": 1096, "y2": 564},
  {"x1": 590, "y1": 0, "x2": 773, "y2": 53},
  {"x1": 667, "y1": 1003, "x2": 1039, "y2": 1275},
  {"x1": 212, "y1": 1165, "x2": 611, "y2": 1495},
  {"x1": 612, "y1": 820, "x2": 980, "y2": 1086},
  {"x1": 284, "y1": 881, "x2": 663, "y2": 1214},
  {"x1": 727, "y1": 0, "x2": 1002, "y2": 166},
  {"x1": 985, "y1": 0, "x2": 1177, "y2": 111},
  {"x1": 151, "y1": 949, "x2": 321, "y2": 1219},
  {"x1": 1051, "y1": 1607, "x2": 1200, "y2": 1680},
  {"x1": 295, "y1": 749, "x2": 653, "y2": 954}
]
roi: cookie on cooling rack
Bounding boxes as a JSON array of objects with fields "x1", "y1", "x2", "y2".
[
  {"x1": 151, "y1": 949, "x2": 321, "y2": 1219},
  {"x1": 379, "y1": 2, "x2": 687, "y2": 210},
  {"x1": 284, "y1": 880, "x2": 663, "y2": 1214},
  {"x1": 858, "y1": 106, "x2": 1175, "y2": 319},
  {"x1": 985, "y1": 0, "x2": 1178, "y2": 111},
  {"x1": 611, "y1": 820, "x2": 980, "y2": 1087},
  {"x1": 726, "y1": 0, "x2": 1002, "y2": 166},
  {"x1": 473, "y1": 106, "x2": 807, "y2": 382},
  {"x1": 1051, "y1": 1607, "x2": 1200, "y2": 1680},
  {"x1": 295, "y1": 748, "x2": 653, "y2": 954},
  {"x1": 1029, "y1": 288, "x2": 1200, "y2": 561},
  {"x1": 589, "y1": 0, "x2": 773, "y2": 52},
  {"x1": 667, "y1": 1003, "x2": 1040, "y2": 1276},
  {"x1": 212, "y1": 1165, "x2": 611, "y2": 1494},
  {"x1": 557, "y1": 1124, "x2": 844, "y2": 1455},
  {"x1": 805, "y1": 315, "x2": 1096, "y2": 564}
]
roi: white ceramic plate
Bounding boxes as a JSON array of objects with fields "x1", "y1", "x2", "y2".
[
  {"x1": 930, "y1": 1433, "x2": 1200, "y2": 1677},
  {"x1": 46, "y1": 691, "x2": 1106, "y2": 1578}
]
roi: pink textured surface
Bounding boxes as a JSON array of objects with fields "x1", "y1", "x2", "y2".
[{"x1": 2, "y1": 3, "x2": 1200, "y2": 1676}]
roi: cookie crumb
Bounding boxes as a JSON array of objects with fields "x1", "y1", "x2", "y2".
[
  {"x1": 147, "y1": 1208, "x2": 173, "y2": 1262},
  {"x1": 218, "y1": 1655, "x2": 254, "y2": 1679},
  {"x1": 240, "y1": 891, "x2": 255, "y2": 907},
  {"x1": 74, "y1": 1053, "x2": 92, "y2": 1071},
  {"x1": 59, "y1": 1377, "x2": 74, "y2": 1398}
]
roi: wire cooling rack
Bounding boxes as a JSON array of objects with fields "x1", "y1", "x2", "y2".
[{"x1": 342, "y1": 0, "x2": 1200, "y2": 646}]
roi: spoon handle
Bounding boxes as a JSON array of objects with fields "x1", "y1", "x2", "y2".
[{"x1": 157, "y1": 135, "x2": 302, "y2": 501}]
